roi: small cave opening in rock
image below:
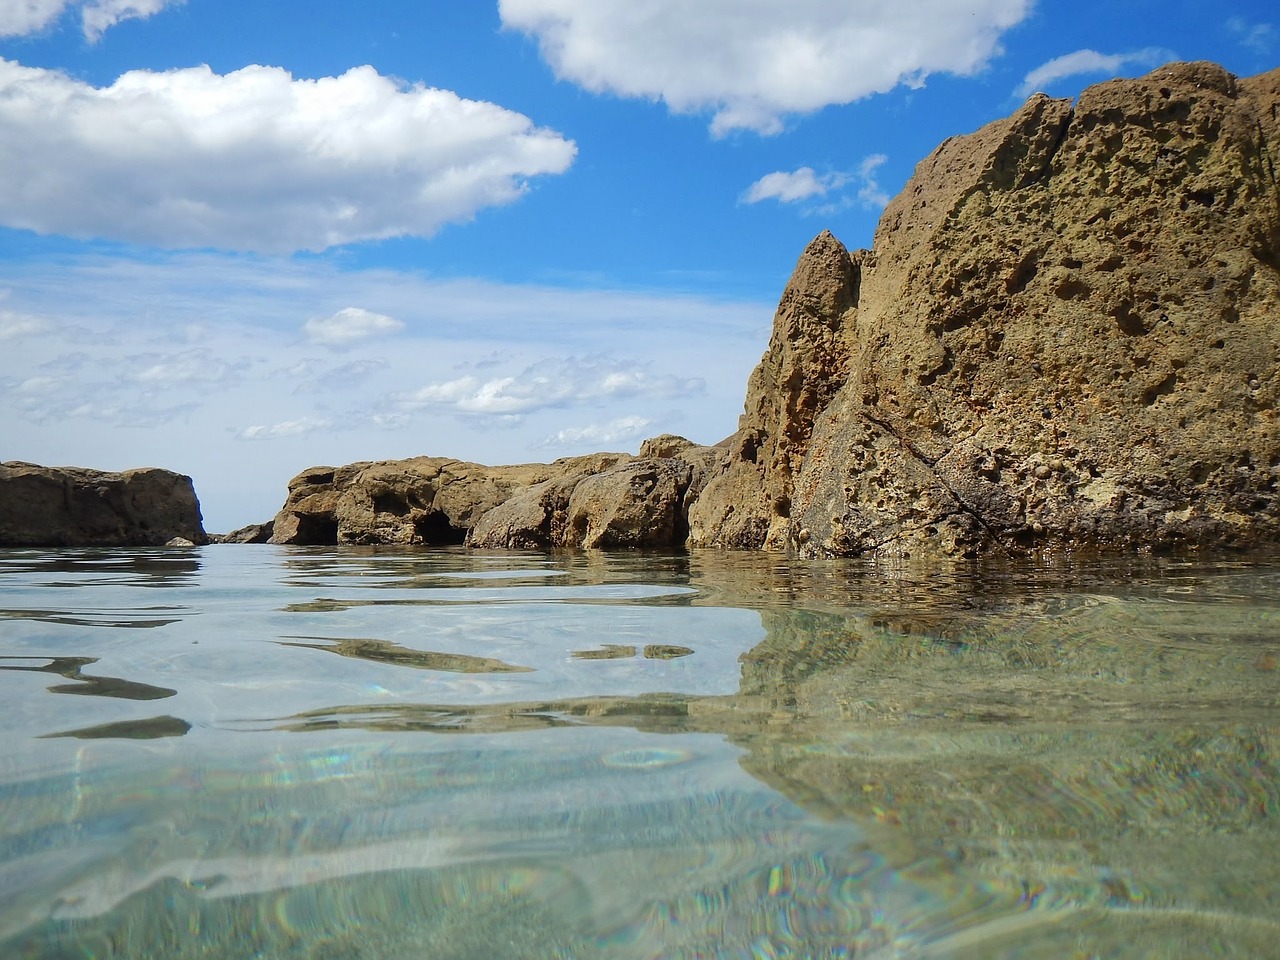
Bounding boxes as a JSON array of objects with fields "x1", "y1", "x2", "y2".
[
  {"x1": 292, "y1": 515, "x2": 339, "y2": 545},
  {"x1": 414, "y1": 511, "x2": 468, "y2": 546}
]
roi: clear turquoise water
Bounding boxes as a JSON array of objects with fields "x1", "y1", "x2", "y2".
[{"x1": 0, "y1": 546, "x2": 1277, "y2": 958}]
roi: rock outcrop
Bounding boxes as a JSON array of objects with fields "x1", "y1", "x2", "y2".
[
  {"x1": 0, "y1": 462, "x2": 206, "y2": 547},
  {"x1": 269, "y1": 61, "x2": 1279, "y2": 557},
  {"x1": 268, "y1": 440, "x2": 721, "y2": 548},
  {"x1": 692, "y1": 61, "x2": 1280, "y2": 557}
]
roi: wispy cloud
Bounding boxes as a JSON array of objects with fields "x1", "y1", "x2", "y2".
[
  {"x1": 394, "y1": 356, "x2": 704, "y2": 420},
  {"x1": 1015, "y1": 47, "x2": 1175, "y2": 98},
  {"x1": 537, "y1": 416, "x2": 654, "y2": 448},
  {"x1": 304, "y1": 307, "x2": 404, "y2": 346},
  {"x1": 743, "y1": 154, "x2": 891, "y2": 213},
  {"x1": 1227, "y1": 17, "x2": 1275, "y2": 55},
  {"x1": 236, "y1": 417, "x2": 333, "y2": 442}
]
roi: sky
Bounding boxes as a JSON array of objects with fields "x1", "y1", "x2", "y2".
[{"x1": 1, "y1": 1, "x2": 1276, "y2": 532}]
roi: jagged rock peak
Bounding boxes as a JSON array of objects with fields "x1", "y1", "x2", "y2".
[{"x1": 692, "y1": 60, "x2": 1280, "y2": 557}]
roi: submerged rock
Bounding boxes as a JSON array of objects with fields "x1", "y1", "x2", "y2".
[
  {"x1": 0, "y1": 462, "x2": 206, "y2": 547},
  {"x1": 693, "y1": 61, "x2": 1280, "y2": 557}
]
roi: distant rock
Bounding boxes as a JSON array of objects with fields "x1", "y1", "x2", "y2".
[
  {"x1": 692, "y1": 61, "x2": 1280, "y2": 557},
  {"x1": 0, "y1": 462, "x2": 206, "y2": 547},
  {"x1": 210, "y1": 522, "x2": 275, "y2": 544}
]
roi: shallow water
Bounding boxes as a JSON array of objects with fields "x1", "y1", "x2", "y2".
[{"x1": 0, "y1": 545, "x2": 1277, "y2": 958}]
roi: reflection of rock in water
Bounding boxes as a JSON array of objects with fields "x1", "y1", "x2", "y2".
[
  {"x1": 278, "y1": 636, "x2": 534, "y2": 673},
  {"x1": 0, "y1": 656, "x2": 177, "y2": 700},
  {"x1": 725, "y1": 599, "x2": 1280, "y2": 954}
]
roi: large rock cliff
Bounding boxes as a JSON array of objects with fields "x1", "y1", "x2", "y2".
[
  {"x1": 0, "y1": 462, "x2": 206, "y2": 547},
  {"x1": 693, "y1": 61, "x2": 1280, "y2": 557},
  {"x1": 271, "y1": 61, "x2": 1279, "y2": 557}
]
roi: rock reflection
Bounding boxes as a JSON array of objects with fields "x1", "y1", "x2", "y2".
[
  {"x1": 0, "y1": 550, "x2": 200, "y2": 587},
  {"x1": 256, "y1": 564, "x2": 1280, "y2": 952},
  {"x1": 0, "y1": 656, "x2": 176, "y2": 700},
  {"x1": 278, "y1": 636, "x2": 534, "y2": 673},
  {"x1": 41, "y1": 715, "x2": 191, "y2": 739}
]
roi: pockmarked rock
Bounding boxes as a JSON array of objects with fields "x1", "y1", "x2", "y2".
[
  {"x1": 265, "y1": 61, "x2": 1279, "y2": 558},
  {"x1": 691, "y1": 61, "x2": 1280, "y2": 557},
  {"x1": 0, "y1": 462, "x2": 207, "y2": 547}
]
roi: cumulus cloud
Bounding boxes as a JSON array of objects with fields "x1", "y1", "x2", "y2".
[
  {"x1": 1015, "y1": 47, "x2": 1175, "y2": 98},
  {"x1": 304, "y1": 307, "x2": 404, "y2": 346},
  {"x1": 538, "y1": 415, "x2": 653, "y2": 448},
  {"x1": 236, "y1": 417, "x2": 332, "y2": 441},
  {"x1": 0, "y1": 60, "x2": 576, "y2": 252},
  {"x1": 395, "y1": 357, "x2": 704, "y2": 419},
  {"x1": 743, "y1": 154, "x2": 890, "y2": 212},
  {"x1": 0, "y1": 0, "x2": 180, "y2": 40},
  {"x1": 499, "y1": 0, "x2": 1030, "y2": 134}
]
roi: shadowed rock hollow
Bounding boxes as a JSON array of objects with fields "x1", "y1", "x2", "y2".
[{"x1": 271, "y1": 61, "x2": 1280, "y2": 557}]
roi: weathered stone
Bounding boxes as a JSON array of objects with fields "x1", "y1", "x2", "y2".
[
  {"x1": 691, "y1": 61, "x2": 1280, "y2": 557},
  {"x1": 211, "y1": 522, "x2": 274, "y2": 544},
  {"x1": 0, "y1": 462, "x2": 206, "y2": 547},
  {"x1": 565, "y1": 458, "x2": 693, "y2": 548}
]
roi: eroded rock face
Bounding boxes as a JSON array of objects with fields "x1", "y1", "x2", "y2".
[
  {"x1": 692, "y1": 61, "x2": 1280, "y2": 557},
  {"x1": 0, "y1": 462, "x2": 206, "y2": 547},
  {"x1": 269, "y1": 446, "x2": 719, "y2": 548}
]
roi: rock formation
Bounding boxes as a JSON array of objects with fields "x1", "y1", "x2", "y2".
[
  {"x1": 0, "y1": 462, "x2": 206, "y2": 547},
  {"x1": 268, "y1": 438, "x2": 721, "y2": 548},
  {"x1": 693, "y1": 60, "x2": 1280, "y2": 557},
  {"x1": 271, "y1": 61, "x2": 1279, "y2": 557}
]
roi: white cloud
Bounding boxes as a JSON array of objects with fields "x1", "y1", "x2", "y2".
[
  {"x1": 743, "y1": 155, "x2": 890, "y2": 212},
  {"x1": 743, "y1": 168, "x2": 839, "y2": 204},
  {"x1": 1015, "y1": 47, "x2": 1175, "y2": 98},
  {"x1": 0, "y1": 0, "x2": 69, "y2": 37},
  {"x1": 304, "y1": 307, "x2": 404, "y2": 346},
  {"x1": 0, "y1": 60, "x2": 576, "y2": 253},
  {"x1": 538, "y1": 415, "x2": 654, "y2": 448},
  {"x1": 499, "y1": 0, "x2": 1030, "y2": 135},
  {"x1": 81, "y1": 0, "x2": 178, "y2": 41},
  {"x1": 395, "y1": 357, "x2": 704, "y2": 419},
  {"x1": 0, "y1": 0, "x2": 180, "y2": 40},
  {"x1": 236, "y1": 417, "x2": 333, "y2": 442}
]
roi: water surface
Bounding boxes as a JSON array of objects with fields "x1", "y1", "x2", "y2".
[{"x1": 1, "y1": 546, "x2": 1277, "y2": 958}]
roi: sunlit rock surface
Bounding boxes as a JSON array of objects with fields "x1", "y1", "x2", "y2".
[
  {"x1": 270, "y1": 61, "x2": 1280, "y2": 556},
  {"x1": 692, "y1": 61, "x2": 1280, "y2": 557}
]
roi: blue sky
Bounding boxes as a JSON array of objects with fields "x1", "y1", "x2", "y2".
[{"x1": 1, "y1": 0, "x2": 1275, "y2": 531}]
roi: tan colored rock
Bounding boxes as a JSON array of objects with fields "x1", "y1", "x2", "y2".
[
  {"x1": 565, "y1": 458, "x2": 692, "y2": 548},
  {"x1": 693, "y1": 61, "x2": 1280, "y2": 557},
  {"x1": 0, "y1": 462, "x2": 206, "y2": 547},
  {"x1": 270, "y1": 441, "x2": 722, "y2": 549}
]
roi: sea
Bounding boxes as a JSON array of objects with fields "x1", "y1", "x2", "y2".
[{"x1": 0, "y1": 545, "x2": 1277, "y2": 959}]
